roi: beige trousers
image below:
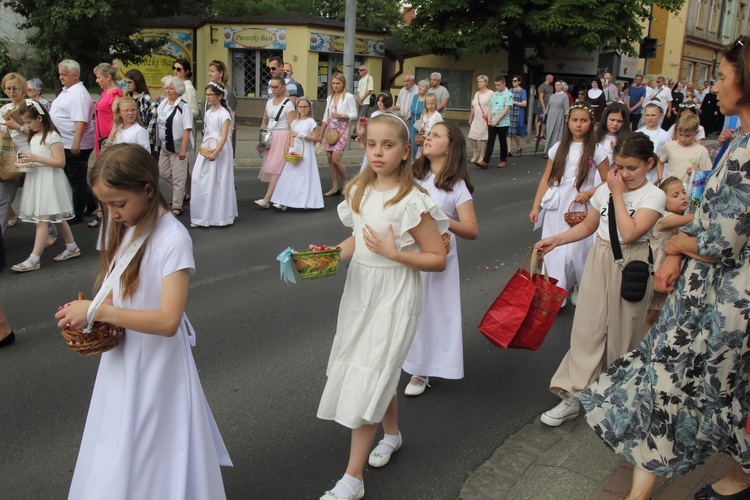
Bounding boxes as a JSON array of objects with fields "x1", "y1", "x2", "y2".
[
  {"x1": 550, "y1": 237, "x2": 653, "y2": 396},
  {"x1": 159, "y1": 150, "x2": 188, "y2": 211}
]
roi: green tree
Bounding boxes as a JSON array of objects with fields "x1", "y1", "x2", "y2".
[
  {"x1": 212, "y1": 0, "x2": 401, "y2": 31},
  {"x1": 395, "y1": 0, "x2": 685, "y2": 61},
  {"x1": 3, "y1": 0, "x2": 165, "y2": 88}
]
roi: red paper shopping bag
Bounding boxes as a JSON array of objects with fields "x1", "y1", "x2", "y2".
[
  {"x1": 477, "y1": 250, "x2": 539, "y2": 348},
  {"x1": 510, "y1": 257, "x2": 567, "y2": 350}
]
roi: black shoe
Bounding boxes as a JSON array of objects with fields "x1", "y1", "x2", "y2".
[
  {"x1": 0, "y1": 331, "x2": 15, "y2": 347},
  {"x1": 695, "y1": 484, "x2": 750, "y2": 500}
]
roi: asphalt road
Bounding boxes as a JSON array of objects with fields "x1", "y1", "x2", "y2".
[{"x1": 0, "y1": 154, "x2": 577, "y2": 499}]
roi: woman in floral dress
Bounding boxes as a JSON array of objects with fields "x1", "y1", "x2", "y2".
[
  {"x1": 580, "y1": 36, "x2": 750, "y2": 500},
  {"x1": 320, "y1": 72, "x2": 357, "y2": 197}
]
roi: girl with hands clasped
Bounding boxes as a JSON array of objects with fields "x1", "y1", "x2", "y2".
[
  {"x1": 536, "y1": 131, "x2": 665, "y2": 428},
  {"x1": 11, "y1": 101, "x2": 81, "y2": 272},
  {"x1": 190, "y1": 82, "x2": 237, "y2": 227},
  {"x1": 316, "y1": 113, "x2": 449, "y2": 500},
  {"x1": 530, "y1": 103, "x2": 609, "y2": 301},
  {"x1": 55, "y1": 144, "x2": 231, "y2": 500},
  {"x1": 402, "y1": 123, "x2": 478, "y2": 397}
]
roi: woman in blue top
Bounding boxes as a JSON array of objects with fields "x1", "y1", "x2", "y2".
[
  {"x1": 508, "y1": 75, "x2": 528, "y2": 157},
  {"x1": 409, "y1": 81, "x2": 428, "y2": 158}
]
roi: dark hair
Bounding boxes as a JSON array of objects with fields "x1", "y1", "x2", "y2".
[
  {"x1": 512, "y1": 75, "x2": 522, "y2": 84},
  {"x1": 612, "y1": 131, "x2": 657, "y2": 166},
  {"x1": 376, "y1": 91, "x2": 393, "y2": 108},
  {"x1": 549, "y1": 103, "x2": 598, "y2": 191},
  {"x1": 494, "y1": 75, "x2": 506, "y2": 83},
  {"x1": 174, "y1": 58, "x2": 192, "y2": 80},
  {"x1": 596, "y1": 102, "x2": 630, "y2": 143},
  {"x1": 205, "y1": 82, "x2": 229, "y2": 112},
  {"x1": 209, "y1": 60, "x2": 228, "y2": 84},
  {"x1": 124, "y1": 69, "x2": 150, "y2": 96},
  {"x1": 268, "y1": 56, "x2": 284, "y2": 66},
  {"x1": 412, "y1": 122, "x2": 474, "y2": 194},
  {"x1": 722, "y1": 36, "x2": 750, "y2": 108},
  {"x1": 19, "y1": 101, "x2": 58, "y2": 144}
]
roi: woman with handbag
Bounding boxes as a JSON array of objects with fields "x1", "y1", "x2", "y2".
[
  {"x1": 320, "y1": 72, "x2": 357, "y2": 197},
  {"x1": 581, "y1": 37, "x2": 750, "y2": 500},
  {"x1": 0, "y1": 72, "x2": 30, "y2": 232},
  {"x1": 409, "y1": 81, "x2": 429, "y2": 158},
  {"x1": 534, "y1": 131, "x2": 665, "y2": 429},
  {"x1": 467, "y1": 75, "x2": 493, "y2": 163},
  {"x1": 255, "y1": 77, "x2": 295, "y2": 208},
  {"x1": 156, "y1": 76, "x2": 193, "y2": 216}
]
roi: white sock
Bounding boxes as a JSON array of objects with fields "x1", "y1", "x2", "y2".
[
  {"x1": 329, "y1": 473, "x2": 362, "y2": 497},
  {"x1": 372, "y1": 432, "x2": 401, "y2": 456},
  {"x1": 28, "y1": 254, "x2": 40, "y2": 263},
  {"x1": 66, "y1": 242, "x2": 78, "y2": 251}
]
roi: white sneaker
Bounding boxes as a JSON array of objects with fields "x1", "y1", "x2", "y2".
[
  {"x1": 404, "y1": 376, "x2": 430, "y2": 396},
  {"x1": 570, "y1": 285, "x2": 579, "y2": 306},
  {"x1": 540, "y1": 392, "x2": 580, "y2": 427}
]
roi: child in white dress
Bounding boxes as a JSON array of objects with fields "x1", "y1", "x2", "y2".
[
  {"x1": 190, "y1": 82, "x2": 236, "y2": 227},
  {"x1": 595, "y1": 102, "x2": 630, "y2": 177},
  {"x1": 530, "y1": 103, "x2": 610, "y2": 299},
  {"x1": 402, "y1": 123, "x2": 479, "y2": 396},
  {"x1": 637, "y1": 103, "x2": 671, "y2": 184},
  {"x1": 415, "y1": 93, "x2": 443, "y2": 158},
  {"x1": 271, "y1": 96, "x2": 324, "y2": 210},
  {"x1": 11, "y1": 100, "x2": 81, "y2": 272},
  {"x1": 316, "y1": 113, "x2": 449, "y2": 500},
  {"x1": 55, "y1": 144, "x2": 232, "y2": 500},
  {"x1": 107, "y1": 96, "x2": 150, "y2": 151}
]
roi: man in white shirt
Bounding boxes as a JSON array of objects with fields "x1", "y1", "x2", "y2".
[
  {"x1": 651, "y1": 76, "x2": 672, "y2": 127},
  {"x1": 428, "y1": 72, "x2": 450, "y2": 117},
  {"x1": 356, "y1": 65, "x2": 374, "y2": 117},
  {"x1": 49, "y1": 59, "x2": 95, "y2": 224},
  {"x1": 603, "y1": 73, "x2": 619, "y2": 104},
  {"x1": 392, "y1": 73, "x2": 417, "y2": 120}
]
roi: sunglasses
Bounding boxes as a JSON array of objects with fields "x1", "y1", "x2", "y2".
[
  {"x1": 172, "y1": 66, "x2": 184, "y2": 71},
  {"x1": 269, "y1": 66, "x2": 277, "y2": 71},
  {"x1": 731, "y1": 35, "x2": 748, "y2": 49}
]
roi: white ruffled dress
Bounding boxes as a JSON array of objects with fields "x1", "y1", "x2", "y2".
[{"x1": 317, "y1": 186, "x2": 449, "y2": 429}]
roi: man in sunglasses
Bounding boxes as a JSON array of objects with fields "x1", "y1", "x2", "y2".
[{"x1": 267, "y1": 57, "x2": 298, "y2": 105}]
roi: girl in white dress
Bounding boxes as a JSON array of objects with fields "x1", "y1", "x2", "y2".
[
  {"x1": 595, "y1": 102, "x2": 630, "y2": 176},
  {"x1": 529, "y1": 103, "x2": 610, "y2": 298},
  {"x1": 271, "y1": 96, "x2": 324, "y2": 210},
  {"x1": 317, "y1": 113, "x2": 449, "y2": 500},
  {"x1": 106, "y1": 96, "x2": 150, "y2": 151},
  {"x1": 56, "y1": 144, "x2": 231, "y2": 500},
  {"x1": 402, "y1": 122, "x2": 478, "y2": 396},
  {"x1": 415, "y1": 93, "x2": 443, "y2": 158},
  {"x1": 11, "y1": 100, "x2": 80, "y2": 272},
  {"x1": 190, "y1": 82, "x2": 236, "y2": 227},
  {"x1": 637, "y1": 103, "x2": 671, "y2": 184}
]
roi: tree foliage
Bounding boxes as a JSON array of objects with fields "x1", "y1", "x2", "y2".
[
  {"x1": 212, "y1": 0, "x2": 401, "y2": 32},
  {"x1": 395, "y1": 0, "x2": 686, "y2": 60},
  {"x1": 3, "y1": 0, "x2": 166, "y2": 88}
]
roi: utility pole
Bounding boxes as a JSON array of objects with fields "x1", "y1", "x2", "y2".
[{"x1": 344, "y1": 0, "x2": 357, "y2": 94}]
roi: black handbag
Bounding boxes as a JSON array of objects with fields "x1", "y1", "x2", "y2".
[{"x1": 608, "y1": 195, "x2": 653, "y2": 302}]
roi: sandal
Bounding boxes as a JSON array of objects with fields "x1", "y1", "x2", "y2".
[
  {"x1": 11, "y1": 259, "x2": 40, "y2": 273},
  {"x1": 517, "y1": 148, "x2": 523, "y2": 157},
  {"x1": 171, "y1": 209, "x2": 182, "y2": 216},
  {"x1": 54, "y1": 247, "x2": 81, "y2": 261}
]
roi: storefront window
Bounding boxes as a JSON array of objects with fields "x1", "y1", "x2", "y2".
[
  {"x1": 415, "y1": 68, "x2": 473, "y2": 110},
  {"x1": 316, "y1": 54, "x2": 365, "y2": 99},
  {"x1": 230, "y1": 49, "x2": 282, "y2": 98}
]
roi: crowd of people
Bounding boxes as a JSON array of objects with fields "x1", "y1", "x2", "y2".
[{"x1": 1, "y1": 35, "x2": 749, "y2": 500}]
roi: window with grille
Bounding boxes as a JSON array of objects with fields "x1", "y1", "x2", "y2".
[{"x1": 230, "y1": 49, "x2": 282, "y2": 98}]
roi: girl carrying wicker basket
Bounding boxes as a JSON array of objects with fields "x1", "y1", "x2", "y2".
[
  {"x1": 55, "y1": 144, "x2": 231, "y2": 500},
  {"x1": 529, "y1": 102, "x2": 610, "y2": 302},
  {"x1": 315, "y1": 113, "x2": 449, "y2": 500}
]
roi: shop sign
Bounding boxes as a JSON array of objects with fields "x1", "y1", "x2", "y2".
[
  {"x1": 309, "y1": 33, "x2": 384, "y2": 57},
  {"x1": 541, "y1": 49, "x2": 599, "y2": 75},
  {"x1": 224, "y1": 27, "x2": 286, "y2": 49},
  {"x1": 618, "y1": 53, "x2": 639, "y2": 79},
  {"x1": 118, "y1": 31, "x2": 193, "y2": 91}
]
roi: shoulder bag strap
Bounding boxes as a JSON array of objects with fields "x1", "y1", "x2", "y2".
[
  {"x1": 83, "y1": 228, "x2": 151, "y2": 332},
  {"x1": 274, "y1": 98, "x2": 290, "y2": 122},
  {"x1": 608, "y1": 194, "x2": 653, "y2": 265}
]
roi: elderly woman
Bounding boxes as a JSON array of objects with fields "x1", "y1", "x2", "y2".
[
  {"x1": 0, "y1": 72, "x2": 30, "y2": 231},
  {"x1": 410, "y1": 80, "x2": 429, "y2": 158},
  {"x1": 581, "y1": 36, "x2": 750, "y2": 500},
  {"x1": 255, "y1": 76, "x2": 295, "y2": 207},
  {"x1": 93, "y1": 63, "x2": 123, "y2": 158},
  {"x1": 319, "y1": 72, "x2": 356, "y2": 196},
  {"x1": 156, "y1": 76, "x2": 193, "y2": 216},
  {"x1": 124, "y1": 69, "x2": 158, "y2": 157},
  {"x1": 26, "y1": 78, "x2": 49, "y2": 108},
  {"x1": 467, "y1": 75, "x2": 493, "y2": 163},
  {"x1": 543, "y1": 80, "x2": 569, "y2": 157}
]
